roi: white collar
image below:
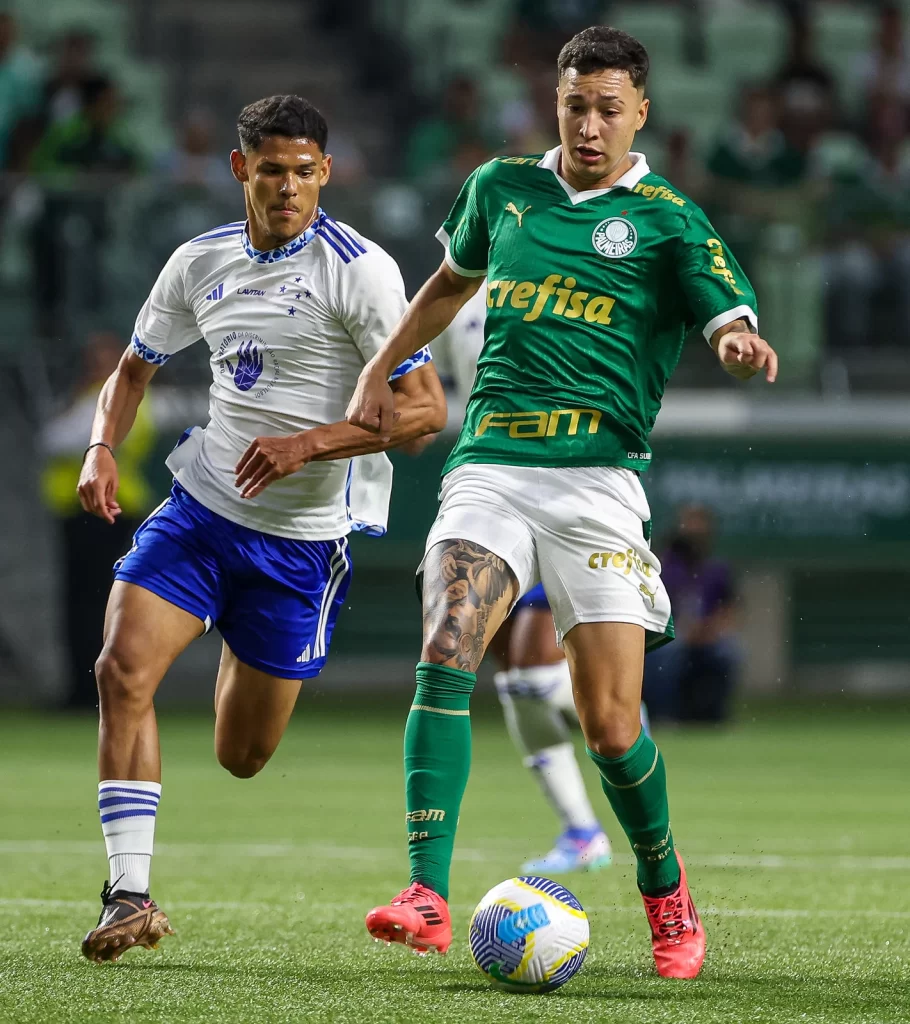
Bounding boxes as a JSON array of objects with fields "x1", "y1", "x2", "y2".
[{"x1": 538, "y1": 146, "x2": 651, "y2": 204}]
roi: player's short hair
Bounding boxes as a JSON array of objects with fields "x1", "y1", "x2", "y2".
[
  {"x1": 237, "y1": 95, "x2": 328, "y2": 153},
  {"x1": 557, "y1": 26, "x2": 649, "y2": 90}
]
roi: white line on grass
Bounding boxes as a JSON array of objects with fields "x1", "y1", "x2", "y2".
[
  {"x1": 1, "y1": 840, "x2": 908, "y2": 871},
  {"x1": 1, "y1": 898, "x2": 909, "y2": 920}
]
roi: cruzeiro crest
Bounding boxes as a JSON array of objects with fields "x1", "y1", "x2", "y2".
[
  {"x1": 592, "y1": 217, "x2": 637, "y2": 259},
  {"x1": 217, "y1": 331, "x2": 280, "y2": 399}
]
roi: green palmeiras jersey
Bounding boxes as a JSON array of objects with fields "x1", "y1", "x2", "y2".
[{"x1": 437, "y1": 146, "x2": 758, "y2": 475}]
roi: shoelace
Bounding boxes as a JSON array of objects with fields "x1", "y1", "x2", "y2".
[
  {"x1": 391, "y1": 884, "x2": 432, "y2": 906},
  {"x1": 644, "y1": 892, "x2": 688, "y2": 946}
]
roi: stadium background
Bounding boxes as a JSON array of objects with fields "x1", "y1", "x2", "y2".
[
  {"x1": 3, "y1": 0, "x2": 910, "y2": 706},
  {"x1": 0, "y1": 4, "x2": 908, "y2": 1022}
]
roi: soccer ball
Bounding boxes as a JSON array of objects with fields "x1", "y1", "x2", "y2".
[{"x1": 469, "y1": 876, "x2": 589, "y2": 993}]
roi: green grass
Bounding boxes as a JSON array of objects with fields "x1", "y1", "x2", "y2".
[{"x1": 1, "y1": 700, "x2": 909, "y2": 1024}]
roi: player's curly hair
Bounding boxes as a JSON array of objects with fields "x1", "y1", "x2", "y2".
[
  {"x1": 237, "y1": 95, "x2": 328, "y2": 152},
  {"x1": 557, "y1": 26, "x2": 649, "y2": 89}
]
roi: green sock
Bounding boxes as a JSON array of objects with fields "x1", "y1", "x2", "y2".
[
  {"x1": 404, "y1": 662, "x2": 475, "y2": 900},
  {"x1": 587, "y1": 730, "x2": 681, "y2": 894}
]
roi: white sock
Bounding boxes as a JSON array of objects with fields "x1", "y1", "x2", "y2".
[
  {"x1": 524, "y1": 742, "x2": 601, "y2": 834},
  {"x1": 98, "y1": 780, "x2": 161, "y2": 894},
  {"x1": 495, "y1": 666, "x2": 600, "y2": 834}
]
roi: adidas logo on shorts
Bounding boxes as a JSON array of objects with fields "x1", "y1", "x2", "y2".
[{"x1": 296, "y1": 644, "x2": 312, "y2": 664}]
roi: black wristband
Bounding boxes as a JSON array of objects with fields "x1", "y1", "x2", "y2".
[{"x1": 83, "y1": 441, "x2": 115, "y2": 462}]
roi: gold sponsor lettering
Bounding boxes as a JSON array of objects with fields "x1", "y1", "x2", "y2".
[
  {"x1": 565, "y1": 290, "x2": 589, "y2": 319},
  {"x1": 545, "y1": 408, "x2": 601, "y2": 436},
  {"x1": 488, "y1": 275, "x2": 617, "y2": 324},
  {"x1": 589, "y1": 550, "x2": 655, "y2": 579},
  {"x1": 553, "y1": 277, "x2": 576, "y2": 316},
  {"x1": 406, "y1": 808, "x2": 446, "y2": 823},
  {"x1": 476, "y1": 408, "x2": 602, "y2": 439},
  {"x1": 524, "y1": 274, "x2": 563, "y2": 322},
  {"x1": 706, "y1": 238, "x2": 745, "y2": 296},
  {"x1": 496, "y1": 281, "x2": 517, "y2": 306},
  {"x1": 632, "y1": 182, "x2": 687, "y2": 206},
  {"x1": 509, "y1": 411, "x2": 549, "y2": 437},
  {"x1": 408, "y1": 831, "x2": 430, "y2": 841},
  {"x1": 510, "y1": 281, "x2": 537, "y2": 308},
  {"x1": 476, "y1": 411, "x2": 513, "y2": 436},
  {"x1": 584, "y1": 295, "x2": 615, "y2": 324}
]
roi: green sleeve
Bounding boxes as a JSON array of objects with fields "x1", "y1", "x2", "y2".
[
  {"x1": 675, "y1": 205, "x2": 758, "y2": 340},
  {"x1": 435, "y1": 164, "x2": 489, "y2": 277}
]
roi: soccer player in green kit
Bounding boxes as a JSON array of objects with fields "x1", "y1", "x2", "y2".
[{"x1": 349, "y1": 26, "x2": 777, "y2": 978}]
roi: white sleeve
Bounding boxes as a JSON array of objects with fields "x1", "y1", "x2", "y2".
[
  {"x1": 338, "y1": 246, "x2": 433, "y2": 381},
  {"x1": 436, "y1": 286, "x2": 487, "y2": 402},
  {"x1": 131, "y1": 245, "x2": 201, "y2": 365}
]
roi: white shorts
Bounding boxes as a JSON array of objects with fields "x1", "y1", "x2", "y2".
[{"x1": 421, "y1": 464, "x2": 674, "y2": 648}]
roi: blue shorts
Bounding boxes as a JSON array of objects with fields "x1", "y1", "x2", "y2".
[
  {"x1": 114, "y1": 483, "x2": 352, "y2": 679},
  {"x1": 512, "y1": 582, "x2": 550, "y2": 615}
]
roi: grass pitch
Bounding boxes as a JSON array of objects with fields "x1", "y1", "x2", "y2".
[{"x1": 1, "y1": 699, "x2": 908, "y2": 1024}]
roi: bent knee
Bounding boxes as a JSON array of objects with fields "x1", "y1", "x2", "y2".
[
  {"x1": 583, "y1": 717, "x2": 644, "y2": 760},
  {"x1": 215, "y1": 745, "x2": 271, "y2": 779},
  {"x1": 95, "y1": 650, "x2": 155, "y2": 711}
]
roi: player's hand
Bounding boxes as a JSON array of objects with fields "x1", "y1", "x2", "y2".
[
  {"x1": 346, "y1": 367, "x2": 400, "y2": 442},
  {"x1": 77, "y1": 447, "x2": 122, "y2": 524},
  {"x1": 716, "y1": 332, "x2": 778, "y2": 382},
  {"x1": 234, "y1": 434, "x2": 311, "y2": 499}
]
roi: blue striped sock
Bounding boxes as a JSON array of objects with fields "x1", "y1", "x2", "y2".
[{"x1": 98, "y1": 780, "x2": 161, "y2": 894}]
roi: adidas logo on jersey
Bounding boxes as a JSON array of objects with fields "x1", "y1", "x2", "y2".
[
  {"x1": 296, "y1": 644, "x2": 312, "y2": 664},
  {"x1": 205, "y1": 283, "x2": 224, "y2": 301}
]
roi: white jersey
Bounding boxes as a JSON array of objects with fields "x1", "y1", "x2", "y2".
[
  {"x1": 434, "y1": 285, "x2": 487, "y2": 403},
  {"x1": 131, "y1": 212, "x2": 430, "y2": 540}
]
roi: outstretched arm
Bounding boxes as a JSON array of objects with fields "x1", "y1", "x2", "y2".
[
  {"x1": 77, "y1": 349, "x2": 159, "y2": 523},
  {"x1": 346, "y1": 263, "x2": 483, "y2": 439},
  {"x1": 234, "y1": 362, "x2": 447, "y2": 500}
]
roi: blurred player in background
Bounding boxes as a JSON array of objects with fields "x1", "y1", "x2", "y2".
[
  {"x1": 75, "y1": 95, "x2": 445, "y2": 962},
  {"x1": 438, "y1": 290, "x2": 650, "y2": 875},
  {"x1": 351, "y1": 26, "x2": 777, "y2": 978}
]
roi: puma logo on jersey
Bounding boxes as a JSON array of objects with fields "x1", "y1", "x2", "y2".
[
  {"x1": 505, "y1": 202, "x2": 531, "y2": 227},
  {"x1": 639, "y1": 583, "x2": 657, "y2": 608}
]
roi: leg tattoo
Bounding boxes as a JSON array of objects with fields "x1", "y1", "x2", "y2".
[{"x1": 422, "y1": 540, "x2": 516, "y2": 672}]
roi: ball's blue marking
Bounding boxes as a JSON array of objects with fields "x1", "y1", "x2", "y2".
[{"x1": 496, "y1": 903, "x2": 549, "y2": 944}]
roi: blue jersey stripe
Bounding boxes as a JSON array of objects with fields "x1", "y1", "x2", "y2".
[
  {"x1": 316, "y1": 228, "x2": 351, "y2": 263},
  {"x1": 190, "y1": 228, "x2": 244, "y2": 241},
  {"x1": 323, "y1": 217, "x2": 366, "y2": 255},
  {"x1": 319, "y1": 220, "x2": 360, "y2": 258},
  {"x1": 191, "y1": 220, "x2": 244, "y2": 240}
]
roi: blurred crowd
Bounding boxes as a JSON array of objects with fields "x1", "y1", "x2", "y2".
[
  {"x1": 1, "y1": 2, "x2": 909, "y2": 358},
  {"x1": 386, "y1": 0, "x2": 910, "y2": 355}
]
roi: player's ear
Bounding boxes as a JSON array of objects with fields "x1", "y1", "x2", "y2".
[
  {"x1": 230, "y1": 149, "x2": 249, "y2": 184},
  {"x1": 319, "y1": 152, "x2": 332, "y2": 187},
  {"x1": 636, "y1": 96, "x2": 650, "y2": 131}
]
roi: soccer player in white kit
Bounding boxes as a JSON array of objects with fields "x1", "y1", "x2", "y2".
[{"x1": 76, "y1": 95, "x2": 446, "y2": 962}]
